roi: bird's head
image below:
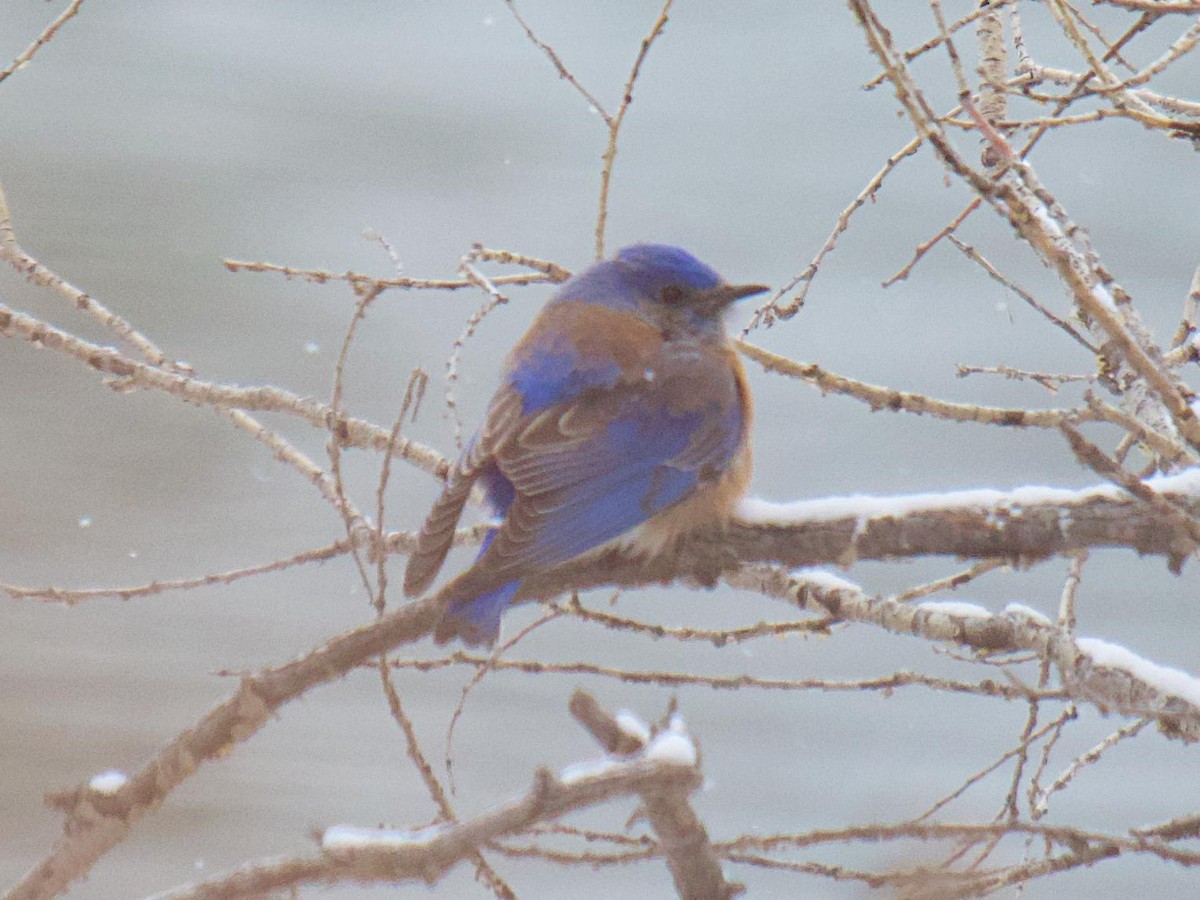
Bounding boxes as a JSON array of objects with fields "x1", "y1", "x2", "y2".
[{"x1": 615, "y1": 243, "x2": 768, "y2": 335}]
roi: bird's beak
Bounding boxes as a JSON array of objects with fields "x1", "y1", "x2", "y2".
[
  {"x1": 713, "y1": 282, "x2": 771, "y2": 307},
  {"x1": 729, "y1": 282, "x2": 771, "y2": 301}
]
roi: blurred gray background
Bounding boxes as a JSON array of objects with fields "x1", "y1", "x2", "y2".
[{"x1": 1, "y1": 1, "x2": 1197, "y2": 897}]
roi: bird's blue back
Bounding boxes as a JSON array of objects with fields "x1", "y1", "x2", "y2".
[{"x1": 404, "y1": 244, "x2": 760, "y2": 645}]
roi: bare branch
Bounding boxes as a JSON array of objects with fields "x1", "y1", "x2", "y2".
[
  {"x1": 739, "y1": 340, "x2": 1095, "y2": 428},
  {"x1": 727, "y1": 566, "x2": 1200, "y2": 743},
  {"x1": 503, "y1": 1, "x2": 612, "y2": 123},
  {"x1": 0, "y1": 0, "x2": 87, "y2": 85},
  {"x1": 0, "y1": 179, "x2": 175, "y2": 368},
  {"x1": 0, "y1": 301, "x2": 450, "y2": 479},
  {"x1": 5, "y1": 596, "x2": 442, "y2": 900},
  {"x1": 595, "y1": 0, "x2": 673, "y2": 259},
  {"x1": 222, "y1": 258, "x2": 557, "y2": 293}
]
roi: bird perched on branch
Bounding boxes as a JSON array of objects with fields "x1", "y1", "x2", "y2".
[{"x1": 404, "y1": 243, "x2": 767, "y2": 645}]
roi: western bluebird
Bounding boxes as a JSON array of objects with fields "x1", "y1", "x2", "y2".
[{"x1": 404, "y1": 243, "x2": 767, "y2": 645}]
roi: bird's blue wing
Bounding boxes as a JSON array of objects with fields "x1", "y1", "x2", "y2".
[
  {"x1": 436, "y1": 342, "x2": 745, "y2": 603},
  {"x1": 403, "y1": 299, "x2": 652, "y2": 599}
]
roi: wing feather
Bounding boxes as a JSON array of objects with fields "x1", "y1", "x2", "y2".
[
  {"x1": 437, "y1": 344, "x2": 745, "y2": 602},
  {"x1": 402, "y1": 387, "x2": 524, "y2": 597}
]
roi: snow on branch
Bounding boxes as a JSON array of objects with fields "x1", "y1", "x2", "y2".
[
  {"x1": 510, "y1": 469, "x2": 1200, "y2": 603},
  {"x1": 11, "y1": 472, "x2": 1199, "y2": 898},
  {"x1": 568, "y1": 690, "x2": 736, "y2": 900},
  {"x1": 144, "y1": 692, "x2": 721, "y2": 899},
  {"x1": 725, "y1": 565, "x2": 1200, "y2": 744}
]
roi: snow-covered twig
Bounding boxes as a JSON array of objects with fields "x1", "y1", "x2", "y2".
[
  {"x1": 725, "y1": 566, "x2": 1200, "y2": 743},
  {"x1": 569, "y1": 691, "x2": 739, "y2": 900}
]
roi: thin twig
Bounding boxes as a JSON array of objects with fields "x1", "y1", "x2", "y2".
[
  {"x1": 0, "y1": 0, "x2": 87, "y2": 85},
  {"x1": 595, "y1": 0, "x2": 673, "y2": 259},
  {"x1": 222, "y1": 258, "x2": 556, "y2": 292},
  {"x1": 503, "y1": 1, "x2": 612, "y2": 123},
  {"x1": 739, "y1": 340, "x2": 1097, "y2": 429},
  {"x1": 746, "y1": 134, "x2": 922, "y2": 328},
  {"x1": 0, "y1": 300, "x2": 451, "y2": 478},
  {"x1": 0, "y1": 179, "x2": 177, "y2": 368},
  {"x1": 946, "y1": 234, "x2": 1099, "y2": 353}
]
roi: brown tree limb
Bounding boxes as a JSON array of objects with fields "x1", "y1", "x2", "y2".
[
  {"x1": 6, "y1": 597, "x2": 443, "y2": 900},
  {"x1": 515, "y1": 472, "x2": 1200, "y2": 602},
  {"x1": 724, "y1": 565, "x2": 1200, "y2": 743},
  {"x1": 570, "y1": 691, "x2": 741, "y2": 899},
  {"x1": 11, "y1": 467, "x2": 1199, "y2": 897},
  {"x1": 144, "y1": 695, "x2": 705, "y2": 899},
  {"x1": 0, "y1": 301, "x2": 450, "y2": 479}
]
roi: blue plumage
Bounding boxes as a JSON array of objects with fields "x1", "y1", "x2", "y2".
[
  {"x1": 508, "y1": 345, "x2": 621, "y2": 415},
  {"x1": 404, "y1": 244, "x2": 767, "y2": 645}
]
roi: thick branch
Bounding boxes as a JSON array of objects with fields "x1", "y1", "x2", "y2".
[
  {"x1": 11, "y1": 472, "x2": 1198, "y2": 897},
  {"x1": 515, "y1": 471, "x2": 1200, "y2": 601}
]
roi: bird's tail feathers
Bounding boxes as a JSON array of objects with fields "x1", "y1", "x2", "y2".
[
  {"x1": 434, "y1": 580, "x2": 520, "y2": 647},
  {"x1": 404, "y1": 471, "x2": 476, "y2": 597}
]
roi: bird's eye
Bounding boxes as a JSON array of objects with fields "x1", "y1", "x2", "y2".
[{"x1": 660, "y1": 285, "x2": 684, "y2": 305}]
